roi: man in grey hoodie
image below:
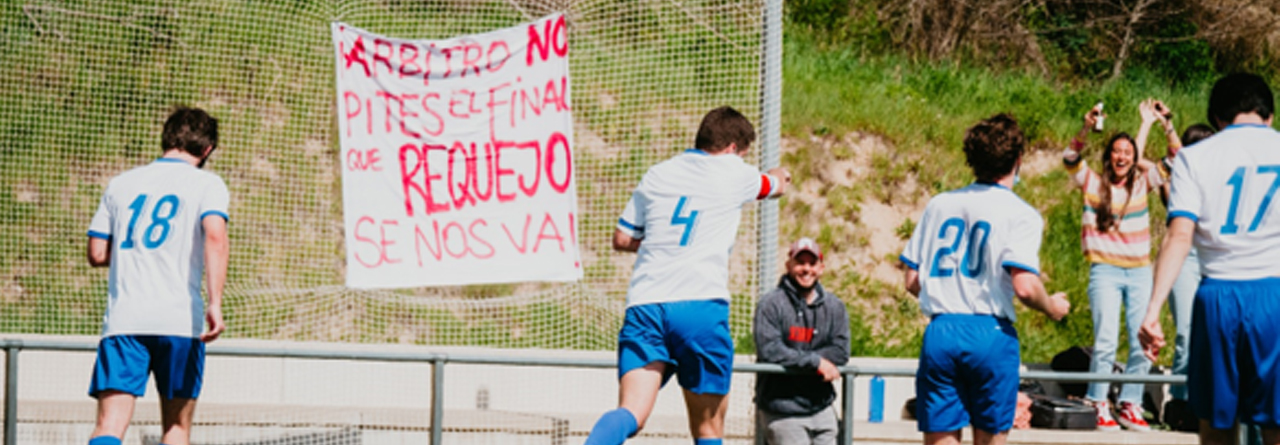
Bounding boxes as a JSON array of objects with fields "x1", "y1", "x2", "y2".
[{"x1": 754, "y1": 237, "x2": 850, "y2": 445}]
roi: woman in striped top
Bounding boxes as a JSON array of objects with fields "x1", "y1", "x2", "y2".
[{"x1": 1064, "y1": 101, "x2": 1165, "y2": 432}]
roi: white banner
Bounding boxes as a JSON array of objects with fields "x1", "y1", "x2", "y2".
[{"x1": 331, "y1": 14, "x2": 581, "y2": 288}]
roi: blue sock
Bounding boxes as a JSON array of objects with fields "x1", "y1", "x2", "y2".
[
  {"x1": 88, "y1": 436, "x2": 122, "y2": 445},
  {"x1": 584, "y1": 408, "x2": 639, "y2": 445},
  {"x1": 694, "y1": 439, "x2": 722, "y2": 445}
]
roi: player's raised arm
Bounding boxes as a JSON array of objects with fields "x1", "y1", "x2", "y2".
[{"x1": 761, "y1": 167, "x2": 790, "y2": 199}]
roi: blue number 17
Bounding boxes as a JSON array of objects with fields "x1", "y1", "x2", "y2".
[{"x1": 1221, "y1": 165, "x2": 1280, "y2": 234}]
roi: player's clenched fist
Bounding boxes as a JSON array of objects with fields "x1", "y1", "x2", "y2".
[
  {"x1": 767, "y1": 167, "x2": 791, "y2": 195},
  {"x1": 1047, "y1": 292, "x2": 1071, "y2": 322}
]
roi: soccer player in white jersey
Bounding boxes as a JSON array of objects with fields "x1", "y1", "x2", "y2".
[
  {"x1": 584, "y1": 106, "x2": 789, "y2": 445},
  {"x1": 1139, "y1": 73, "x2": 1280, "y2": 445},
  {"x1": 901, "y1": 114, "x2": 1070, "y2": 445},
  {"x1": 85, "y1": 107, "x2": 229, "y2": 445}
]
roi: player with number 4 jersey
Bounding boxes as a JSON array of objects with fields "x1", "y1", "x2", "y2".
[
  {"x1": 84, "y1": 107, "x2": 229, "y2": 445},
  {"x1": 1140, "y1": 73, "x2": 1280, "y2": 445},
  {"x1": 901, "y1": 114, "x2": 1069, "y2": 445},
  {"x1": 584, "y1": 106, "x2": 789, "y2": 445}
]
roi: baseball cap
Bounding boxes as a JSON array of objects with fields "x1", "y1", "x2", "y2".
[{"x1": 788, "y1": 237, "x2": 823, "y2": 260}]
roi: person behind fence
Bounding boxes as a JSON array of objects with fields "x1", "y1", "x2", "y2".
[
  {"x1": 901, "y1": 113, "x2": 1070, "y2": 445},
  {"x1": 585, "y1": 106, "x2": 790, "y2": 445},
  {"x1": 84, "y1": 107, "x2": 230, "y2": 445},
  {"x1": 1063, "y1": 101, "x2": 1166, "y2": 432},
  {"x1": 1139, "y1": 72, "x2": 1280, "y2": 445},
  {"x1": 753, "y1": 237, "x2": 850, "y2": 445}
]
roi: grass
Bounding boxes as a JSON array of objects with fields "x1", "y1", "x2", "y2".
[{"x1": 782, "y1": 25, "x2": 1208, "y2": 364}]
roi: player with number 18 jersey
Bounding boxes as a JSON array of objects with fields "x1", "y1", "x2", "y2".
[{"x1": 88, "y1": 160, "x2": 229, "y2": 339}]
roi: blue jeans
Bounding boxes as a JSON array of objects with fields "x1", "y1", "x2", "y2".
[
  {"x1": 1086, "y1": 263, "x2": 1152, "y2": 405},
  {"x1": 1168, "y1": 250, "x2": 1200, "y2": 401}
]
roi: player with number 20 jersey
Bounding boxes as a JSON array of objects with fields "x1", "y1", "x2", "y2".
[{"x1": 901, "y1": 114, "x2": 1068, "y2": 445}]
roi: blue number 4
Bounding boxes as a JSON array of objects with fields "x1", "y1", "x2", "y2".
[
  {"x1": 1221, "y1": 165, "x2": 1280, "y2": 234},
  {"x1": 671, "y1": 196, "x2": 699, "y2": 246}
]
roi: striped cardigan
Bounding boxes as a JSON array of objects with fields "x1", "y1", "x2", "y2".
[{"x1": 1064, "y1": 150, "x2": 1164, "y2": 268}]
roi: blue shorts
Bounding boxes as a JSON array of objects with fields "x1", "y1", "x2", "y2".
[
  {"x1": 1189, "y1": 277, "x2": 1280, "y2": 429},
  {"x1": 617, "y1": 299, "x2": 733, "y2": 395},
  {"x1": 916, "y1": 314, "x2": 1020, "y2": 434},
  {"x1": 89, "y1": 335, "x2": 205, "y2": 399}
]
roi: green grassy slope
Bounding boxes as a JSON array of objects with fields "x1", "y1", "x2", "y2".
[{"x1": 783, "y1": 28, "x2": 1213, "y2": 364}]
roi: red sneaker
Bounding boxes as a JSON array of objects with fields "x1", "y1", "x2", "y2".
[
  {"x1": 1095, "y1": 401, "x2": 1120, "y2": 431},
  {"x1": 1116, "y1": 402, "x2": 1151, "y2": 432}
]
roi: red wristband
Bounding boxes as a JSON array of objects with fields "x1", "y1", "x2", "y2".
[{"x1": 1070, "y1": 139, "x2": 1085, "y2": 150}]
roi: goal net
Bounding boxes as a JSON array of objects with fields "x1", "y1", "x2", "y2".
[{"x1": 0, "y1": 0, "x2": 771, "y2": 442}]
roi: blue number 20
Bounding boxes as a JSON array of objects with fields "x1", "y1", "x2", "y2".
[
  {"x1": 1221, "y1": 165, "x2": 1280, "y2": 235},
  {"x1": 119, "y1": 194, "x2": 181, "y2": 250},
  {"x1": 929, "y1": 217, "x2": 991, "y2": 278},
  {"x1": 671, "y1": 196, "x2": 699, "y2": 246}
]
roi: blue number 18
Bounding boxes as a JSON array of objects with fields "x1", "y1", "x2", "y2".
[{"x1": 119, "y1": 193, "x2": 182, "y2": 249}]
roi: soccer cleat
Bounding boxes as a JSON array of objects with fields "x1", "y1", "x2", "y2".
[
  {"x1": 1094, "y1": 401, "x2": 1120, "y2": 431},
  {"x1": 1115, "y1": 402, "x2": 1151, "y2": 432}
]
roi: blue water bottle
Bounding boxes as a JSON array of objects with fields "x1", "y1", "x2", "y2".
[{"x1": 869, "y1": 375, "x2": 885, "y2": 423}]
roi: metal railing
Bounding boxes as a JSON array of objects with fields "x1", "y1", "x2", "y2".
[{"x1": 0, "y1": 338, "x2": 1189, "y2": 445}]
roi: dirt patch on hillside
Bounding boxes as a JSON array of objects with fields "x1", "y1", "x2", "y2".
[{"x1": 780, "y1": 132, "x2": 926, "y2": 287}]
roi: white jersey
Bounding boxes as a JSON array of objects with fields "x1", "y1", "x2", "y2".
[
  {"x1": 1170, "y1": 124, "x2": 1280, "y2": 279},
  {"x1": 617, "y1": 149, "x2": 771, "y2": 307},
  {"x1": 88, "y1": 158, "x2": 230, "y2": 338},
  {"x1": 900, "y1": 183, "x2": 1043, "y2": 321}
]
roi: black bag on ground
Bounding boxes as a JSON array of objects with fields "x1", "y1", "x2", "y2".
[
  {"x1": 1050, "y1": 346, "x2": 1092, "y2": 398},
  {"x1": 1051, "y1": 346, "x2": 1123, "y2": 402},
  {"x1": 1028, "y1": 393, "x2": 1095, "y2": 430}
]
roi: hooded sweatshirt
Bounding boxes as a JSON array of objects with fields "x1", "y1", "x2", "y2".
[{"x1": 753, "y1": 274, "x2": 851, "y2": 415}]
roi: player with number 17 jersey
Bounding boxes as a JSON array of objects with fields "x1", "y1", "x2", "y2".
[
  {"x1": 88, "y1": 159, "x2": 230, "y2": 338},
  {"x1": 1169, "y1": 124, "x2": 1280, "y2": 278}
]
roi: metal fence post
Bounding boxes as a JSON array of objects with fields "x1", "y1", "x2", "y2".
[
  {"x1": 756, "y1": 0, "x2": 783, "y2": 299},
  {"x1": 4, "y1": 343, "x2": 18, "y2": 445},
  {"x1": 430, "y1": 356, "x2": 444, "y2": 445},
  {"x1": 841, "y1": 370, "x2": 855, "y2": 445}
]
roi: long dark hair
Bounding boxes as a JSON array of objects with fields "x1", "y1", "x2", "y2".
[{"x1": 1096, "y1": 133, "x2": 1139, "y2": 232}]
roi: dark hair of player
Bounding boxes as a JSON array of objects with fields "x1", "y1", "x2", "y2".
[
  {"x1": 1095, "y1": 132, "x2": 1139, "y2": 232},
  {"x1": 1208, "y1": 73, "x2": 1274, "y2": 130},
  {"x1": 162, "y1": 107, "x2": 219, "y2": 158},
  {"x1": 962, "y1": 113, "x2": 1024, "y2": 184},
  {"x1": 1181, "y1": 123, "x2": 1216, "y2": 146},
  {"x1": 695, "y1": 106, "x2": 756, "y2": 154}
]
